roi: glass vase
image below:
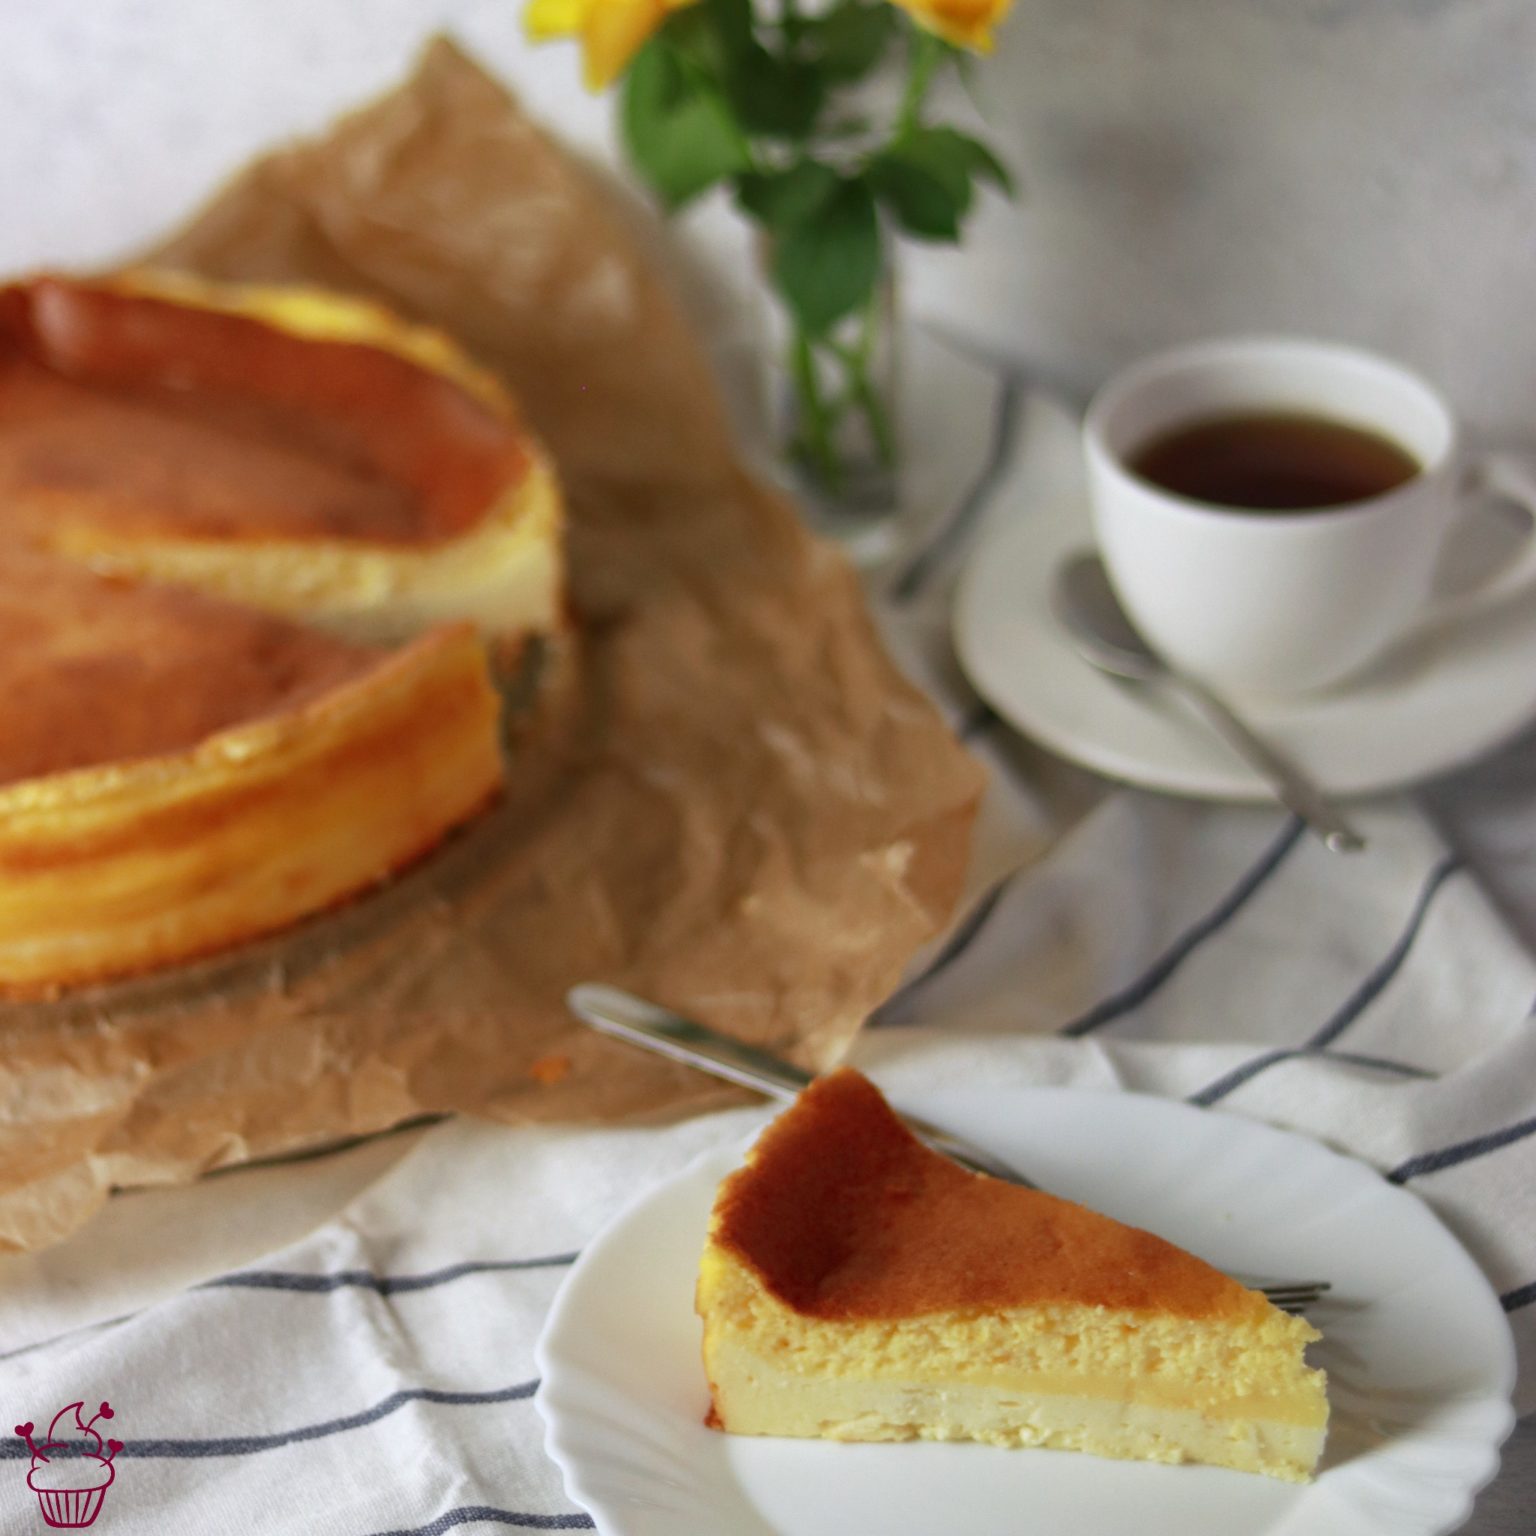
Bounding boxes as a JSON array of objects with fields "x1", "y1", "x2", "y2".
[{"x1": 768, "y1": 246, "x2": 902, "y2": 563}]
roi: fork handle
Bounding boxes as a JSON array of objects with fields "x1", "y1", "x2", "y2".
[
  {"x1": 566, "y1": 985, "x2": 1037, "y2": 1188},
  {"x1": 566, "y1": 985, "x2": 812, "y2": 1102}
]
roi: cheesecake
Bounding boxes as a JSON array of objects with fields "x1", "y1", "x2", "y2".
[
  {"x1": 0, "y1": 270, "x2": 564, "y2": 647},
  {"x1": 697, "y1": 1070, "x2": 1328, "y2": 1481},
  {"x1": 0, "y1": 551, "x2": 503, "y2": 994},
  {"x1": 0, "y1": 270, "x2": 569, "y2": 993}
]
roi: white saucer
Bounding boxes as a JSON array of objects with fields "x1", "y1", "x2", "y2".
[
  {"x1": 535, "y1": 1088, "x2": 1516, "y2": 1536},
  {"x1": 952, "y1": 433, "x2": 1536, "y2": 800}
]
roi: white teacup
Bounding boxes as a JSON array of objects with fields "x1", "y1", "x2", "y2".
[{"x1": 1084, "y1": 336, "x2": 1536, "y2": 697}]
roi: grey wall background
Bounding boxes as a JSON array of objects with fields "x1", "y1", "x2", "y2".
[{"x1": 1, "y1": 0, "x2": 1532, "y2": 441}]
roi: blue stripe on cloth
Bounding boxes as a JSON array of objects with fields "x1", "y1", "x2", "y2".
[
  {"x1": 1060, "y1": 816, "x2": 1306, "y2": 1038},
  {"x1": 1387, "y1": 1111, "x2": 1536, "y2": 1184},
  {"x1": 871, "y1": 872, "x2": 1020, "y2": 1026},
  {"x1": 890, "y1": 371, "x2": 1025, "y2": 603},
  {"x1": 0, "y1": 1382, "x2": 539, "y2": 1460},
  {"x1": 367, "y1": 1509, "x2": 594, "y2": 1534},
  {"x1": 0, "y1": 1311, "x2": 134, "y2": 1363},
  {"x1": 0, "y1": 1256, "x2": 577, "y2": 1364},
  {"x1": 1188, "y1": 854, "x2": 1464, "y2": 1106},
  {"x1": 204, "y1": 1114, "x2": 447, "y2": 1179},
  {"x1": 1321, "y1": 1049, "x2": 1436, "y2": 1081},
  {"x1": 203, "y1": 1253, "x2": 579, "y2": 1296},
  {"x1": 1183, "y1": 1045, "x2": 1436, "y2": 1108},
  {"x1": 1301, "y1": 855, "x2": 1463, "y2": 1051},
  {"x1": 1502, "y1": 1280, "x2": 1536, "y2": 1312},
  {"x1": 1186, "y1": 1049, "x2": 1291, "y2": 1107},
  {"x1": 1, "y1": 1256, "x2": 579, "y2": 1365}
]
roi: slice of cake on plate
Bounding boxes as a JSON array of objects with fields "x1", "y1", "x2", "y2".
[{"x1": 696, "y1": 1070, "x2": 1328, "y2": 1481}]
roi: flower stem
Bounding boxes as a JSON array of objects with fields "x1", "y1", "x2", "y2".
[
  {"x1": 896, "y1": 32, "x2": 945, "y2": 136},
  {"x1": 791, "y1": 329, "x2": 842, "y2": 491},
  {"x1": 849, "y1": 282, "x2": 897, "y2": 468},
  {"x1": 828, "y1": 284, "x2": 896, "y2": 470}
]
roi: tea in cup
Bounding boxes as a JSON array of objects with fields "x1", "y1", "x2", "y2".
[{"x1": 1083, "y1": 337, "x2": 1536, "y2": 697}]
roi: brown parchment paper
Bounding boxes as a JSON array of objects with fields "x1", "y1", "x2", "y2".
[{"x1": 0, "y1": 38, "x2": 984, "y2": 1253}]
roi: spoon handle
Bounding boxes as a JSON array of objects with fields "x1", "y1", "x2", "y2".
[{"x1": 1176, "y1": 681, "x2": 1366, "y2": 853}]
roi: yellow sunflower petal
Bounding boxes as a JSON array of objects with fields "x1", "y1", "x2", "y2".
[
  {"x1": 525, "y1": 0, "x2": 589, "y2": 41},
  {"x1": 888, "y1": 0, "x2": 1011, "y2": 53},
  {"x1": 580, "y1": 0, "x2": 671, "y2": 89}
]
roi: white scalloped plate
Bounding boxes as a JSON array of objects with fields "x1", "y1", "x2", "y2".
[{"x1": 535, "y1": 1089, "x2": 1516, "y2": 1536}]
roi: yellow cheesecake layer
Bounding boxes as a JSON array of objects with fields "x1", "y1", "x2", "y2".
[{"x1": 699, "y1": 1244, "x2": 1326, "y2": 1425}]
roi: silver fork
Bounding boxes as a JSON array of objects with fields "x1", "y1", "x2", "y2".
[{"x1": 567, "y1": 985, "x2": 1331, "y2": 1315}]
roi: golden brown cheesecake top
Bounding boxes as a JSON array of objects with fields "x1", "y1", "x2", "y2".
[
  {"x1": 710, "y1": 1069, "x2": 1270, "y2": 1323},
  {"x1": 0, "y1": 276, "x2": 530, "y2": 547},
  {"x1": 0, "y1": 550, "x2": 386, "y2": 787}
]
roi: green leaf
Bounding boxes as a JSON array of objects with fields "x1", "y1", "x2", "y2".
[
  {"x1": 694, "y1": 0, "x2": 753, "y2": 62},
  {"x1": 928, "y1": 125, "x2": 1016, "y2": 196},
  {"x1": 675, "y1": 0, "x2": 823, "y2": 140},
  {"x1": 869, "y1": 132, "x2": 973, "y2": 241},
  {"x1": 727, "y1": 48, "x2": 824, "y2": 138},
  {"x1": 869, "y1": 125, "x2": 1015, "y2": 241},
  {"x1": 869, "y1": 156, "x2": 965, "y2": 240},
  {"x1": 621, "y1": 40, "x2": 750, "y2": 210},
  {"x1": 811, "y1": 0, "x2": 898, "y2": 82},
  {"x1": 735, "y1": 160, "x2": 838, "y2": 231},
  {"x1": 771, "y1": 174, "x2": 881, "y2": 335}
]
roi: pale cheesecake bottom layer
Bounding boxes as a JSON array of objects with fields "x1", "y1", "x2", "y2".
[{"x1": 707, "y1": 1337, "x2": 1326, "y2": 1482}]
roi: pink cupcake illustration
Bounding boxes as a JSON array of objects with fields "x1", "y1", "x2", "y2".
[{"x1": 15, "y1": 1403, "x2": 122, "y2": 1528}]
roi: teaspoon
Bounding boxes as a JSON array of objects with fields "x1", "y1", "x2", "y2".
[{"x1": 1051, "y1": 552, "x2": 1366, "y2": 853}]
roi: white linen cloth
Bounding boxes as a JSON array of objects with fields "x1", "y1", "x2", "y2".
[{"x1": 0, "y1": 348, "x2": 1532, "y2": 1534}]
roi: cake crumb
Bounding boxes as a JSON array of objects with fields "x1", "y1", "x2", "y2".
[{"x1": 528, "y1": 1052, "x2": 572, "y2": 1086}]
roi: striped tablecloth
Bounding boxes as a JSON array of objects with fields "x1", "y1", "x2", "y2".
[{"x1": 0, "y1": 344, "x2": 1531, "y2": 1534}]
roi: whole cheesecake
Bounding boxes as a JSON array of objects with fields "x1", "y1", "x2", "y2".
[
  {"x1": 697, "y1": 1070, "x2": 1329, "y2": 1481},
  {"x1": 0, "y1": 271, "x2": 566, "y2": 993}
]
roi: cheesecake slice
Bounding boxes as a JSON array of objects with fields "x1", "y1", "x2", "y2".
[
  {"x1": 0, "y1": 551, "x2": 502, "y2": 994},
  {"x1": 0, "y1": 271, "x2": 564, "y2": 648},
  {"x1": 697, "y1": 1070, "x2": 1328, "y2": 1481}
]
